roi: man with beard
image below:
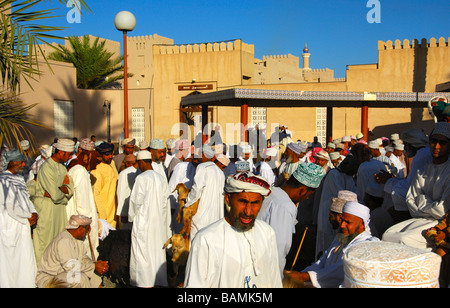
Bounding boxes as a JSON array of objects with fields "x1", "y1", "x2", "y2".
[
  {"x1": 91, "y1": 142, "x2": 118, "y2": 228},
  {"x1": 0, "y1": 149, "x2": 38, "y2": 287},
  {"x1": 284, "y1": 201, "x2": 379, "y2": 288},
  {"x1": 150, "y1": 138, "x2": 168, "y2": 181},
  {"x1": 35, "y1": 215, "x2": 109, "y2": 288},
  {"x1": 184, "y1": 171, "x2": 282, "y2": 288}
]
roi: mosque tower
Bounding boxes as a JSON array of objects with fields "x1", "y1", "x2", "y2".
[{"x1": 302, "y1": 42, "x2": 312, "y2": 71}]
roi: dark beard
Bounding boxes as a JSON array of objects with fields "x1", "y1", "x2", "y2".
[
  {"x1": 336, "y1": 231, "x2": 360, "y2": 245},
  {"x1": 231, "y1": 214, "x2": 256, "y2": 232}
]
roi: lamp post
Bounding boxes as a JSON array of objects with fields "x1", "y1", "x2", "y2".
[
  {"x1": 114, "y1": 11, "x2": 136, "y2": 139},
  {"x1": 103, "y1": 100, "x2": 111, "y2": 143}
]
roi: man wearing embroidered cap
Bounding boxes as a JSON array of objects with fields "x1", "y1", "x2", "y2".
[
  {"x1": 150, "y1": 138, "x2": 167, "y2": 180},
  {"x1": 258, "y1": 162, "x2": 325, "y2": 277},
  {"x1": 184, "y1": 171, "x2": 282, "y2": 288},
  {"x1": 184, "y1": 144, "x2": 225, "y2": 241},
  {"x1": 238, "y1": 142, "x2": 255, "y2": 173},
  {"x1": 285, "y1": 201, "x2": 378, "y2": 288},
  {"x1": 35, "y1": 215, "x2": 109, "y2": 288},
  {"x1": 91, "y1": 142, "x2": 118, "y2": 229},
  {"x1": 128, "y1": 150, "x2": 171, "y2": 287},
  {"x1": 113, "y1": 137, "x2": 135, "y2": 172},
  {"x1": 32, "y1": 138, "x2": 75, "y2": 266},
  {"x1": 0, "y1": 149, "x2": 38, "y2": 287}
]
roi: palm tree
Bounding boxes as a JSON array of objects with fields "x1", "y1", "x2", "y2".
[
  {"x1": 0, "y1": 0, "x2": 91, "y2": 151},
  {"x1": 48, "y1": 35, "x2": 132, "y2": 89}
]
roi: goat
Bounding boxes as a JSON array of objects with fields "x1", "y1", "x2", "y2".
[
  {"x1": 163, "y1": 233, "x2": 190, "y2": 287},
  {"x1": 172, "y1": 183, "x2": 200, "y2": 236}
]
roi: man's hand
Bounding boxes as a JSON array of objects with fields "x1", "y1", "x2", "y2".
[
  {"x1": 374, "y1": 169, "x2": 394, "y2": 184},
  {"x1": 28, "y1": 212, "x2": 38, "y2": 227},
  {"x1": 95, "y1": 260, "x2": 109, "y2": 275}
]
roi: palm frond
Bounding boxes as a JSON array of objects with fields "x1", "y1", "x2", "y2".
[{"x1": 0, "y1": 89, "x2": 51, "y2": 154}]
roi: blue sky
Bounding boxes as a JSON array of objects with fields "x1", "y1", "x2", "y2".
[{"x1": 31, "y1": 0, "x2": 449, "y2": 78}]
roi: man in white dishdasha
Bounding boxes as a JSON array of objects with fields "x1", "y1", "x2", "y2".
[{"x1": 184, "y1": 171, "x2": 282, "y2": 288}]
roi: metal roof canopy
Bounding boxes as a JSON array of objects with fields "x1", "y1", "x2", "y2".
[
  {"x1": 181, "y1": 88, "x2": 449, "y2": 108},
  {"x1": 181, "y1": 88, "x2": 450, "y2": 142}
]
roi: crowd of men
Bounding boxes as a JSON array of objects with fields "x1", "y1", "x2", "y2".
[{"x1": 0, "y1": 96, "x2": 449, "y2": 288}]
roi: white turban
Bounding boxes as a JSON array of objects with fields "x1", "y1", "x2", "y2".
[
  {"x1": 343, "y1": 201, "x2": 371, "y2": 230},
  {"x1": 224, "y1": 172, "x2": 271, "y2": 197}
]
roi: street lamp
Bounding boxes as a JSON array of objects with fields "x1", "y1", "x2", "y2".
[
  {"x1": 103, "y1": 100, "x2": 111, "y2": 143},
  {"x1": 114, "y1": 11, "x2": 136, "y2": 139}
]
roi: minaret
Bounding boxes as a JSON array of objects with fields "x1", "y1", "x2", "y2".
[{"x1": 302, "y1": 42, "x2": 311, "y2": 71}]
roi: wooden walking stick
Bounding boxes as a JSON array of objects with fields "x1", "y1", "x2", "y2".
[
  {"x1": 88, "y1": 232, "x2": 96, "y2": 262},
  {"x1": 290, "y1": 227, "x2": 308, "y2": 271}
]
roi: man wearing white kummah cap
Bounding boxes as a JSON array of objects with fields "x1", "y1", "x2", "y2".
[
  {"x1": 258, "y1": 162, "x2": 325, "y2": 277},
  {"x1": 32, "y1": 138, "x2": 75, "y2": 266},
  {"x1": 128, "y1": 149, "x2": 171, "y2": 287},
  {"x1": 258, "y1": 146, "x2": 278, "y2": 186},
  {"x1": 35, "y1": 215, "x2": 109, "y2": 288},
  {"x1": 184, "y1": 171, "x2": 282, "y2": 288},
  {"x1": 285, "y1": 201, "x2": 378, "y2": 288},
  {"x1": 184, "y1": 144, "x2": 226, "y2": 241}
]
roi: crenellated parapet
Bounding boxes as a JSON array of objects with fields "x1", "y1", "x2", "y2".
[
  {"x1": 378, "y1": 37, "x2": 449, "y2": 50},
  {"x1": 153, "y1": 39, "x2": 254, "y2": 55}
]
